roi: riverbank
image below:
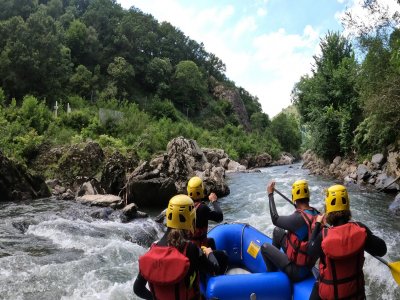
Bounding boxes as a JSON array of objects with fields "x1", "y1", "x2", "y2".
[{"x1": 301, "y1": 147, "x2": 400, "y2": 215}]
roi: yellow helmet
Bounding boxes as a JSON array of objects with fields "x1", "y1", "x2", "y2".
[
  {"x1": 325, "y1": 185, "x2": 350, "y2": 214},
  {"x1": 166, "y1": 194, "x2": 195, "y2": 232},
  {"x1": 187, "y1": 176, "x2": 204, "y2": 200},
  {"x1": 291, "y1": 179, "x2": 310, "y2": 203}
]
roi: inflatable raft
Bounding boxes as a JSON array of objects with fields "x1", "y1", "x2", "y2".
[{"x1": 200, "y1": 223, "x2": 315, "y2": 300}]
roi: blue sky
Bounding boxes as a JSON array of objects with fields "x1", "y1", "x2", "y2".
[{"x1": 116, "y1": 0, "x2": 391, "y2": 117}]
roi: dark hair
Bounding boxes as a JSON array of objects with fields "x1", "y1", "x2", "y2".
[
  {"x1": 295, "y1": 198, "x2": 309, "y2": 206},
  {"x1": 167, "y1": 229, "x2": 187, "y2": 251},
  {"x1": 326, "y1": 210, "x2": 352, "y2": 226}
]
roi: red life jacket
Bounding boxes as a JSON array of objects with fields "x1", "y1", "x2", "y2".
[
  {"x1": 191, "y1": 202, "x2": 208, "y2": 247},
  {"x1": 138, "y1": 242, "x2": 199, "y2": 300},
  {"x1": 285, "y1": 208, "x2": 319, "y2": 267},
  {"x1": 319, "y1": 222, "x2": 367, "y2": 300}
]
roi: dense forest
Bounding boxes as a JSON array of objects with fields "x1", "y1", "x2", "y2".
[
  {"x1": 0, "y1": 0, "x2": 302, "y2": 169},
  {"x1": 0, "y1": 0, "x2": 399, "y2": 171}
]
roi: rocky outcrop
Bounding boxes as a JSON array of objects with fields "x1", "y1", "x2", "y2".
[
  {"x1": 58, "y1": 142, "x2": 105, "y2": 184},
  {"x1": 213, "y1": 84, "x2": 251, "y2": 131},
  {"x1": 76, "y1": 194, "x2": 124, "y2": 208},
  {"x1": 302, "y1": 149, "x2": 400, "y2": 192},
  {"x1": 100, "y1": 151, "x2": 130, "y2": 195},
  {"x1": 0, "y1": 151, "x2": 50, "y2": 201},
  {"x1": 125, "y1": 137, "x2": 231, "y2": 208},
  {"x1": 243, "y1": 153, "x2": 273, "y2": 169},
  {"x1": 271, "y1": 152, "x2": 295, "y2": 166}
]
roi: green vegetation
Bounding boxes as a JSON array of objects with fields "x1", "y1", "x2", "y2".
[
  {"x1": 0, "y1": 0, "x2": 302, "y2": 167},
  {"x1": 293, "y1": 13, "x2": 400, "y2": 160}
]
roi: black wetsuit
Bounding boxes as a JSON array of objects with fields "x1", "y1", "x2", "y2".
[
  {"x1": 133, "y1": 232, "x2": 220, "y2": 299},
  {"x1": 261, "y1": 193, "x2": 319, "y2": 282},
  {"x1": 193, "y1": 199, "x2": 223, "y2": 249},
  {"x1": 307, "y1": 220, "x2": 387, "y2": 300}
]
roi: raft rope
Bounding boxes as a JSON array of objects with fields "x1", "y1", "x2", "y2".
[{"x1": 240, "y1": 223, "x2": 248, "y2": 260}]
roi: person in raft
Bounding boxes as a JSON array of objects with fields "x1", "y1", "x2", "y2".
[
  {"x1": 307, "y1": 184, "x2": 387, "y2": 300},
  {"x1": 261, "y1": 179, "x2": 321, "y2": 282},
  {"x1": 187, "y1": 176, "x2": 223, "y2": 249},
  {"x1": 133, "y1": 194, "x2": 219, "y2": 300}
]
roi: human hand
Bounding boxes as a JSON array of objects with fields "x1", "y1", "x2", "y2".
[
  {"x1": 208, "y1": 192, "x2": 217, "y2": 203},
  {"x1": 316, "y1": 214, "x2": 325, "y2": 224},
  {"x1": 267, "y1": 181, "x2": 276, "y2": 195},
  {"x1": 201, "y1": 246, "x2": 213, "y2": 257}
]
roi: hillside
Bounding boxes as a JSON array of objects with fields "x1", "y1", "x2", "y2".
[{"x1": 0, "y1": 0, "x2": 302, "y2": 167}]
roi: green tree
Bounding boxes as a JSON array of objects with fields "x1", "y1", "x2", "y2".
[
  {"x1": 171, "y1": 60, "x2": 207, "y2": 116},
  {"x1": 270, "y1": 113, "x2": 301, "y2": 155},
  {"x1": 107, "y1": 56, "x2": 135, "y2": 99},
  {"x1": 292, "y1": 32, "x2": 360, "y2": 160}
]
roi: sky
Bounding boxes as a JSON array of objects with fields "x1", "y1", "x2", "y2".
[{"x1": 115, "y1": 0, "x2": 397, "y2": 117}]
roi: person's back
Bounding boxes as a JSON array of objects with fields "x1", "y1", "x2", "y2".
[
  {"x1": 261, "y1": 180, "x2": 320, "y2": 282},
  {"x1": 308, "y1": 185, "x2": 387, "y2": 300},
  {"x1": 134, "y1": 194, "x2": 219, "y2": 300},
  {"x1": 187, "y1": 176, "x2": 223, "y2": 248}
]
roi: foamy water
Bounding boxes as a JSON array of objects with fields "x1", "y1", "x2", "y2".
[{"x1": 0, "y1": 163, "x2": 398, "y2": 299}]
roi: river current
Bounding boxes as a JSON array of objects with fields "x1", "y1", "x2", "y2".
[{"x1": 0, "y1": 163, "x2": 399, "y2": 299}]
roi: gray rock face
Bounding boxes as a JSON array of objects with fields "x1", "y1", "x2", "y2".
[
  {"x1": 76, "y1": 194, "x2": 124, "y2": 208},
  {"x1": 0, "y1": 151, "x2": 50, "y2": 201},
  {"x1": 213, "y1": 84, "x2": 251, "y2": 131},
  {"x1": 125, "y1": 137, "x2": 230, "y2": 208},
  {"x1": 371, "y1": 153, "x2": 385, "y2": 166},
  {"x1": 101, "y1": 151, "x2": 127, "y2": 195}
]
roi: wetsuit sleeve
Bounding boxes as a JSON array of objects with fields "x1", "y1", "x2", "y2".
[
  {"x1": 187, "y1": 243, "x2": 219, "y2": 274},
  {"x1": 209, "y1": 201, "x2": 223, "y2": 223},
  {"x1": 358, "y1": 222, "x2": 387, "y2": 257},
  {"x1": 268, "y1": 193, "x2": 303, "y2": 232},
  {"x1": 133, "y1": 272, "x2": 153, "y2": 300},
  {"x1": 307, "y1": 222, "x2": 323, "y2": 259}
]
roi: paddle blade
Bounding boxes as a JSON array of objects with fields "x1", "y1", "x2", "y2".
[{"x1": 389, "y1": 261, "x2": 400, "y2": 285}]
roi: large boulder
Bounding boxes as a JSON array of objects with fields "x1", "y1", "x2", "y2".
[
  {"x1": 247, "y1": 153, "x2": 273, "y2": 168},
  {"x1": 125, "y1": 137, "x2": 230, "y2": 208},
  {"x1": 0, "y1": 151, "x2": 50, "y2": 201},
  {"x1": 100, "y1": 151, "x2": 128, "y2": 195},
  {"x1": 58, "y1": 142, "x2": 105, "y2": 184}
]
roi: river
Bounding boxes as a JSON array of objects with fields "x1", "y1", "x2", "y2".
[{"x1": 0, "y1": 163, "x2": 399, "y2": 300}]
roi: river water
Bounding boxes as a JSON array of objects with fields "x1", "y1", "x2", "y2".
[{"x1": 0, "y1": 163, "x2": 399, "y2": 300}]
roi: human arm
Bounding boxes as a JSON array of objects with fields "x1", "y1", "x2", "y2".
[
  {"x1": 208, "y1": 193, "x2": 223, "y2": 223},
  {"x1": 187, "y1": 243, "x2": 219, "y2": 275},
  {"x1": 133, "y1": 272, "x2": 153, "y2": 300},
  {"x1": 358, "y1": 222, "x2": 387, "y2": 257},
  {"x1": 307, "y1": 215, "x2": 324, "y2": 259},
  {"x1": 267, "y1": 182, "x2": 303, "y2": 232}
]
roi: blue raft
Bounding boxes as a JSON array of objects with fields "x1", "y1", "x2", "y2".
[{"x1": 200, "y1": 223, "x2": 315, "y2": 300}]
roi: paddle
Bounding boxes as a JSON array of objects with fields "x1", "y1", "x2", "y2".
[{"x1": 274, "y1": 188, "x2": 400, "y2": 286}]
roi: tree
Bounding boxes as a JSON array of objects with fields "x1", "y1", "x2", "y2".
[
  {"x1": 144, "y1": 57, "x2": 172, "y2": 94},
  {"x1": 292, "y1": 32, "x2": 360, "y2": 160},
  {"x1": 171, "y1": 60, "x2": 207, "y2": 116},
  {"x1": 107, "y1": 56, "x2": 135, "y2": 99},
  {"x1": 270, "y1": 113, "x2": 301, "y2": 155}
]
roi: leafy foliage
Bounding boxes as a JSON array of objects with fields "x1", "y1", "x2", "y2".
[
  {"x1": 293, "y1": 32, "x2": 360, "y2": 160},
  {"x1": 0, "y1": 0, "x2": 300, "y2": 168}
]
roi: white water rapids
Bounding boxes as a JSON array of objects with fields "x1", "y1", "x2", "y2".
[{"x1": 0, "y1": 163, "x2": 399, "y2": 299}]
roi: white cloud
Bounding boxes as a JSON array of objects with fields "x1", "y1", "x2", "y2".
[
  {"x1": 233, "y1": 16, "x2": 258, "y2": 39},
  {"x1": 257, "y1": 8, "x2": 267, "y2": 16},
  {"x1": 117, "y1": 1, "x2": 323, "y2": 117}
]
